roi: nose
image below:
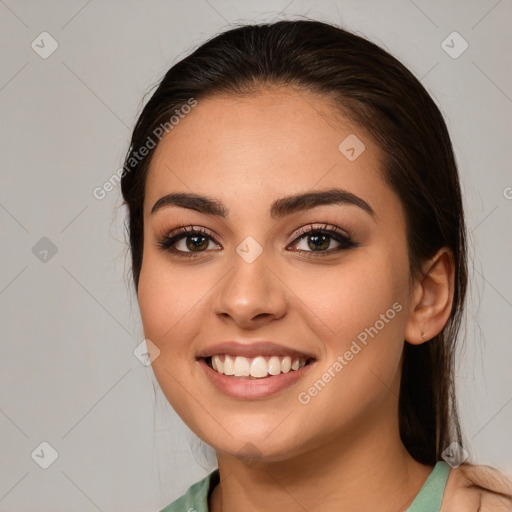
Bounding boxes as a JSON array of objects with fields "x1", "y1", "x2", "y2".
[{"x1": 212, "y1": 249, "x2": 287, "y2": 329}]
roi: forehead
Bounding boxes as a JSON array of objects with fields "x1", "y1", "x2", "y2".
[{"x1": 144, "y1": 89, "x2": 390, "y2": 217}]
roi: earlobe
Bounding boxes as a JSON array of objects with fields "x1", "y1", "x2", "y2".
[{"x1": 404, "y1": 247, "x2": 455, "y2": 345}]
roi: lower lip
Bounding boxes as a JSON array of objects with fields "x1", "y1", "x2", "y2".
[{"x1": 198, "y1": 358, "x2": 316, "y2": 400}]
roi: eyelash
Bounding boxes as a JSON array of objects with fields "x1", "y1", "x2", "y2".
[{"x1": 155, "y1": 223, "x2": 358, "y2": 259}]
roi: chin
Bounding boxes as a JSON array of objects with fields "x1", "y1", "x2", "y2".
[{"x1": 191, "y1": 421, "x2": 313, "y2": 464}]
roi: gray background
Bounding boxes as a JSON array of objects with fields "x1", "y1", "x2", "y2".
[{"x1": 1, "y1": 0, "x2": 511, "y2": 510}]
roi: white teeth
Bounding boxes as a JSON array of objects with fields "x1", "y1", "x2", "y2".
[
  {"x1": 223, "y1": 355, "x2": 235, "y2": 376},
  {"x1": 212, "y1": 355, "x2": 224, "y2": 374},
  {"x1": 268, "y1": 356, "x2": 281, "y2": 376},
  {"x1": 250, "y1": 356, "x2": 268, "y2": 378},
  {"x1": 208, "y1": 354, "x2": 309, "y2": 378},
  {"x1": 234, "y1": 356, "x2": 250, "y2": 376}
]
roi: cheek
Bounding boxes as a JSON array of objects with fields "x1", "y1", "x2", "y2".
[
  {"x1": 137, "y1": 253, "x2": 209, "y2": 427},
  {"x1": 137, "y1": 251, "x2": 206, "y2": 350},
  {"x1": 288, "y1": 250, "x2": 409, "y2": 403},
  {"x1": 285, "y1": 253, "x2": 406, "y2": 346},
  {"x1": 289, "y1": 261, "x2": 407, "y2": 425}
]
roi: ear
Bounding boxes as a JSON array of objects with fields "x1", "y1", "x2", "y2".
[{"x1": 404, "y1": 247, "x2": 455, "y2": 345}]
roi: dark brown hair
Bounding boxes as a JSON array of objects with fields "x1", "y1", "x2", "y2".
[{"x1": 121, "y1": 19, "x2": 467, "y2": 466}]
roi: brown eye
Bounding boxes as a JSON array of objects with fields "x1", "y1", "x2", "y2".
[
  {"x1": 310, "y1": 234, "x2": 331, "y2": 251},
  {"x1": 289, "y1": 224, "x2": 357, "y2": 254},
  {"x1": 181, "y1": 234, "x2": 210, "y2": 252},
  {"x1": 157, "y1": 226, "x2": 221, "y2": 257}
]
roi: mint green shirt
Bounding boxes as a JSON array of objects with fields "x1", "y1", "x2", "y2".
[{"x1": 160, "y1": 461, "x2": 450, "y2": 512}]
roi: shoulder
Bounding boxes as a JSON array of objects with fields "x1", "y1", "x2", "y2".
[
  {"x1": 159, "y1": 469, "x2": 219, "y2": 512},
  {"x1": 441, "y1": 462, "x2": 512, "y2": 511}
]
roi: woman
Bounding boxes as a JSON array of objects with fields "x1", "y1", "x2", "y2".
[{"x1": 121, "y1": 20, "x2": 512, "y2": 512}]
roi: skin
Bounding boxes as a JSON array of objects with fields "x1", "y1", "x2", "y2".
[{"x1": 137, "y1": 87, "x2": 457, "y2": 511}]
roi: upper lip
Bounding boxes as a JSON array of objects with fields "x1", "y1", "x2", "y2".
[{"x1": 196, "y1": 341, "x2": 316, "y2": 360}]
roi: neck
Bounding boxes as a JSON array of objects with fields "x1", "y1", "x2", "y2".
[{"x1": 209, "y1": 394, "x2": 433, "y2": 512}]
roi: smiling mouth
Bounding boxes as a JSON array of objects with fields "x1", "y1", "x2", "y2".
[{"x1": 203, "y1": 354, "x2": 315, "y2": 379}]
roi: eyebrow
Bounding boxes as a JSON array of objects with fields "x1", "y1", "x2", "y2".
[{"x1": 150, "y1": 188, "x2": 375, "y2": 219}]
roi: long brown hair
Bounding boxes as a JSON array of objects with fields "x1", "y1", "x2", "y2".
[{"x1": 121, "y1": 19, "x2": 468, "y2": 466}]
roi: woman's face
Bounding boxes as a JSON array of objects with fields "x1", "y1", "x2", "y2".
[{"x1": 138, "y1": 88, "x2": 414, "y2": 461}]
